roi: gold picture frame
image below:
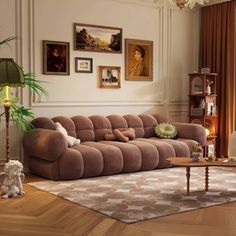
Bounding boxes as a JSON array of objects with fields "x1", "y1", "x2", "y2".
[
  {"x1": 99, "y1": 66, "x2": 121, "y2": 88},
  {"x1": 125, "y1": 39, "x2": 153, "y2": 81},
  {"x1": 74, "y1": 23, "x2": 122, "y2": 53}
]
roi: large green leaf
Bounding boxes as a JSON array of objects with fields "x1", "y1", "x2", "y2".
[
  {"x1": 10, "y1": 103, "x2": 34, "y2": 133},
  {"x1": 24, "y1": 73, "x2": 48, "y2": 100}
]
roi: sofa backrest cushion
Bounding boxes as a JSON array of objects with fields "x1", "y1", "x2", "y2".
[
  {"x1": 31, "y1": 117, "x2": 56, "y2": 130},
  {"x1": 107, "y1": 115, "x2": 128, "y2": 129},
  {"x1": 31, "y1": 114, "x2": 163, "y2": 142},
  {"x1": 89, "y1": 115, "x2": 112, "y2": 141},
  {"x1": 52, "y1": 116, "x2": 76, "y2": 138},
  {"x1": 138, "y1": 114, "x2": 158, "y2": 138},
  {"x1": 123, "y1": 115, "x2": 145, "y2": 138},
  {"x1": 71, "y1": 116, "x2": 95, "y2": 142}
]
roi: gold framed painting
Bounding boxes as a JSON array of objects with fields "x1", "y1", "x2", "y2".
[
  {"x1": 74, "y1": 23, "x2": 122, "y2": 53},
  {"x1": 99, "y1": 66, "x2": 121, "y2": 88},
  {"x1": 125, "y1": 39, "x2": 153, "y2": 81}
]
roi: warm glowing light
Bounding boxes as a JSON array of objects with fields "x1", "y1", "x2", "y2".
[
  {"x1": 5, "y1": 86, "x2": 9, "y2": 99},
  {"x1": 4, "y1": 86, "x2": 10, "y2": 105},
  {"x1": 205, "y1": 128, "x2": 210, "y2": 136}
]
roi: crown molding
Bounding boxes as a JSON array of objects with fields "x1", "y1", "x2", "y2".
[{"x1": 112, "y1": 0, "x2": 161, "y2": 8}]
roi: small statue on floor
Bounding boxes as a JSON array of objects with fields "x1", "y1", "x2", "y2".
[{"x1": 0, "y1": 160, "x2": 25, "y2": 198}]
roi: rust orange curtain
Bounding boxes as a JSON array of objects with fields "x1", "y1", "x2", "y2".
[{"x1": 199, "y1": 0, "x2": 235, "y2": 157}]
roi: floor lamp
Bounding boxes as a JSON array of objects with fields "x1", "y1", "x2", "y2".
[{"x1": 0, "y1": 58, "x2": 24, "y2": 162}]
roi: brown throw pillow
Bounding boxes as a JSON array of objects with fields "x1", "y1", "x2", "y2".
[
  {"x1": 104, "y1": 128, "x2": 136, "y2": 142},
  {"x1": 121, "y1": 128, "x2": 136, "y2": 140},
  {"x1": 113, "y1": 129, "x2": 129, "y2": 142}
]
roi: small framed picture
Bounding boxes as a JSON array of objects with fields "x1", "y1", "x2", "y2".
[
  {"x1": 125, "y1": 39, "x2": 153, "y2": 81},
  {"x1": 43, "y1": 40, "x2": 70, "y2": 75},
  {"x1": 99, "y1": 66, "x2": 121, "y2": 88},
  {"x1": 75, "y1": 57, "x2": 93, "y2": 73}
]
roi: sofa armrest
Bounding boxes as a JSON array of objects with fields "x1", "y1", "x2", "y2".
[
  {"x1": 174, "y1": 123, "x2": 207, "y2": 146},
  {"x1": 23, "y1": 128, "x2": 68, "y2": 162}
]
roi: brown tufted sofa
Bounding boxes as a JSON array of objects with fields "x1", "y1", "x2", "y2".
[{"x1": 23, "y1": 114, "x2": 206, "y2": 180}]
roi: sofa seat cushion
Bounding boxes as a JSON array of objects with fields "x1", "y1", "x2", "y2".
[
  {"x1": 58, "y1": 148, "x2": 84, "y2": 180},
  {"x1": 150, "y1": 137, "x2": 190, "y2": 157},
  {"x1": 72, "y1": 145, "x2": 103, "y2": 177},
  {"x1": 136, "y1": 138, "x2": 175, "y2": 168},
  {"x1": 28, "y1": 157, "x2": 59, "y2": 180},
  {"x1": 127, "y1": 140, "x2": 159, "y2": 170},
  {"x1": 81, "y1": 142, "x2": 123, "y2": 175},
  {"x1": 101, "y1": 141, "x2": 142, "y2": 173}
]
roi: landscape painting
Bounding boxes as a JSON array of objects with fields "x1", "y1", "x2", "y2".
[{"x1": 74, "y1": 23, "x2": 122, "y2": 53}]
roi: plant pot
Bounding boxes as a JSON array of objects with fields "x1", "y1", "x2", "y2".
[{"x1": 191, "y1": 152, "x2": 201, "y2": 162}]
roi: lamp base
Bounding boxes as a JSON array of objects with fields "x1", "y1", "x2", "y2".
[{"x1": 4, "y1": 104, "x2": 10, "y2": 162}]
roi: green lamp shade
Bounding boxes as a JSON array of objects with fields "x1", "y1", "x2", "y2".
[{"x1": 0, "y1": 58, "x2": 25, "y2": 87}]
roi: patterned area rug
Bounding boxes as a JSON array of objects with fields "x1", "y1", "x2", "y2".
[{"x1": 29, "y1": 167, "x2": 236, "y2": 223}]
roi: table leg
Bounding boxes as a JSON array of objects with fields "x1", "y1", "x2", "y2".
[
  {"x1": 205, "y1": 166, "x2": 209, "y2": 192},
  {"x1": 186, "y1": 166, "x2": 190, "y2": 195}
]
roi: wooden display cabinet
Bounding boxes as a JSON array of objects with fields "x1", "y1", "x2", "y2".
[{"x1": 188, "y1": 73, "x2": 218, "y2": 157}]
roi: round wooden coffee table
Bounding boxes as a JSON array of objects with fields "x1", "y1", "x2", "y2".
[{"x1": 167, "y1": 157, "x2": 236, "y2": 195}]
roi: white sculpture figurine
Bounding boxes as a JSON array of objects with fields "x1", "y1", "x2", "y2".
[{"x1": 0, "y1": 160, "x2": 25, "y2": 198}]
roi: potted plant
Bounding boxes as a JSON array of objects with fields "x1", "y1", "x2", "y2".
[{"x1": 191, "y1": 143, "x2": 203, "y2": 162}]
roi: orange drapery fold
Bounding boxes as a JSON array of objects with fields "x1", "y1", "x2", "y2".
[{"x1": 199, "y1": 0, "x2": 235, "y2": 157}]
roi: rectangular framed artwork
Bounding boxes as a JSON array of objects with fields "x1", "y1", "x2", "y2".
[
  {"x1": 74, "y1": 23, "x2": 122, "y2": 53},
  {"x1": 43, "y1": 40, "x2": 70, "y2": 75},
  {"x1": 99, "y1": 66, "x2": 121, "y2": 88},
  {"x1": 125, "y1": 39, "x2": 153, "y2": 81},
  {"x1": 75, "y1": 57, "x2": 93, "y2": 73}
]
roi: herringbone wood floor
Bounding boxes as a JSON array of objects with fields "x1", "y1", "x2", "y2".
[{"x1": 0, "y1": 175, "x2": 235, "y2": 236}]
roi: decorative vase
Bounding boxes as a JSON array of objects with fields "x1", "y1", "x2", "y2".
[
  {"x1": 191, "y1": 152, "x2": 201, "y2": 162},
  {"x1": 206, "y1": 85, "x2": 211, "y2": 95}
]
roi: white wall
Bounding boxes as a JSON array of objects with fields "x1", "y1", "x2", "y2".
[{"x1": 0, "y1": 0, "x2": 199, "y2": 163}]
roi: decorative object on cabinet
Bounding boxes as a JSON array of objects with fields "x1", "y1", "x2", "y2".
[
  {"x1": 75, "y1": 57, "x2": 93, "y2": 73},
  {"x1": 201, "y1": 67, "x2": 210, "y2": 74},
  {"x1": 43, "y1": 40, "x2": 70, "y2": 75},
  {"x1": 125, "y1": 39, "x2": 153, "y2": 81},
  {"x1": 74, "y1": 23, "x2": 122, "y2": 53},
  {"x1": 189, "y1": 73, "x2": 218, "y2": 157},
  {"x1": 99, "y1": 66, "x2": 121, "y2": 89}
]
